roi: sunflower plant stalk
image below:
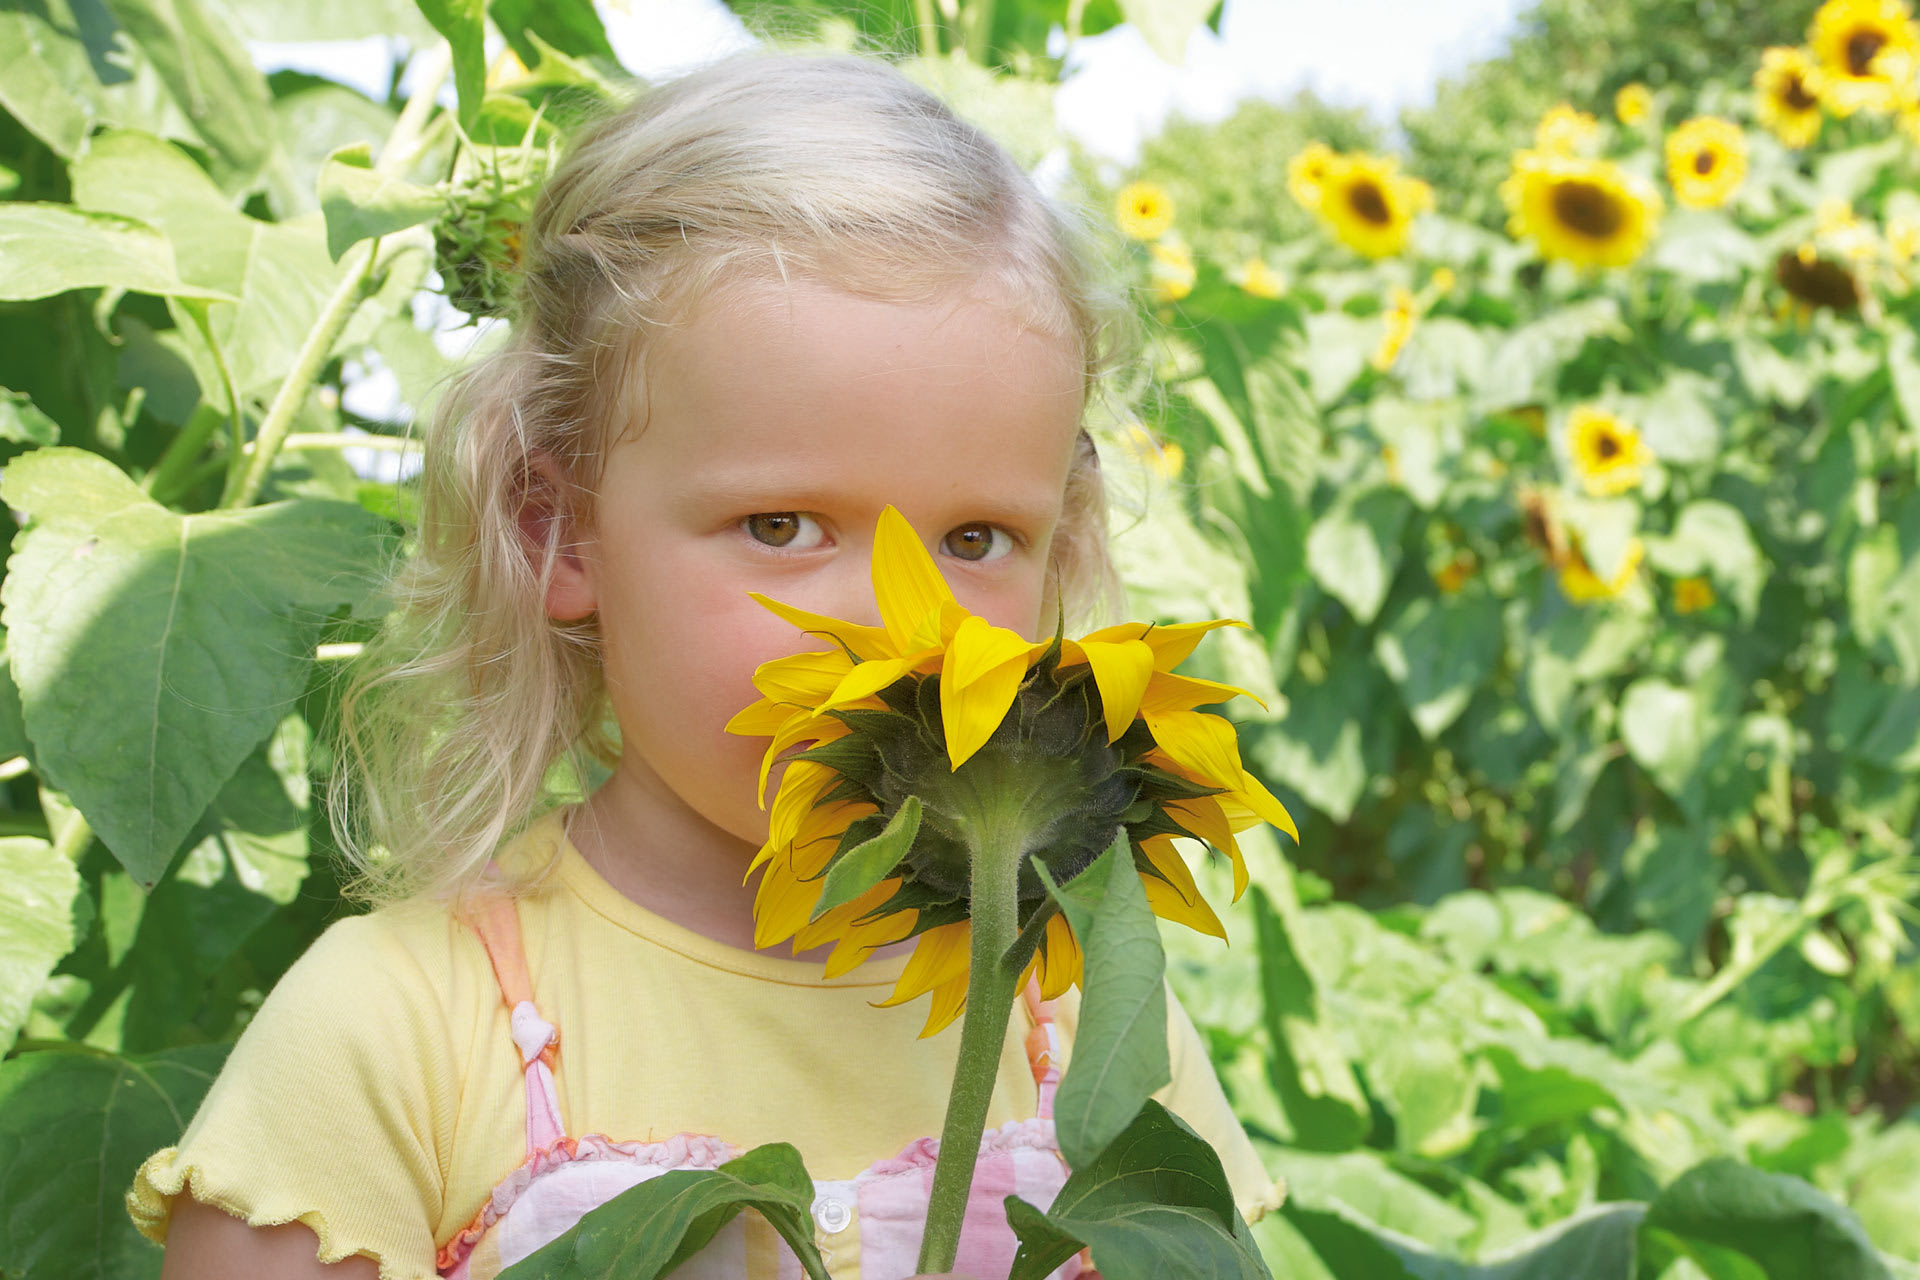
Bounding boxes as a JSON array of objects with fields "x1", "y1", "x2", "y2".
[{"x1": 728, "y1": 507, "x2": 1296, "y2": 1274}]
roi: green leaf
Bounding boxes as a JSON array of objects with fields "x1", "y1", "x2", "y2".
[
  {"x1": 1644, "y1": 1159, "x2": 1894, "y2": 1280},
  {"x1": 1042, "y1": 835, "x2": 1171, "y2": 1169},
  {"x1": 489, "y1": 0, "x2": 615, "y2": 62},
  {"x1": 1117, "y1": 0, "x2": 1223, "y2": 64},
  {"x1": 1619, "y1": 679, "x2": 1711, "y2": 818},
  {"x1": 810, "y1": 795, "x2": 921, "y2": 919},
  {"x1": 100, "y1": 0, "x2": 276, "y2": 188},
  {"x1": 0, "y1": 204, "x2": 232, "y2": 303},
  {"x1": 1890, "y1": 324, "x2": 1920, "y2": 440},
  {"x1": 0, "y1": 449, "x2": 381, "y2": 886},
  {"x1": 318, "y1": 143, "x2": 447, "y2": 261},
  {"x1": 1375, "y1": 589, "x2": 1502, "y2": 739},
  {"x1": 496, "y1": 1142, "x2": 831, "y2": 1280},
  {"x1": 0, "y1": 0, "x2": 204, "y2": 161},
  {"x1": 0, "y1": 390, "x2": 61, "y2": 446},
  {"x1": 1307, "y1": 487, "x2": 1410, "y2": 624},
  {"x1": 1248, "y1": 888, "x2": 1369, "y2": 1150},
  {"x1": 0, "y1": 839, "x2": 80, "y2": 1056},
  {"x1": 415, "y1": 0, "x2": 487, "y2": 128},
  {"x1": 0, "y1": 1043, "x2": 230, "y2": 1280},
  {"x1": 1629, "y1": 371, "x2": 1723, "y2": 466},
  {"x1": 1006, "y1": 1100, "x2": 1268, "y2": 1280},
  {"x1": 1281, "y1": 1199, "x2": 1644, "y2": 1280},
  {"x1": 1645, "y1": 501, "x2": 1766, "y2": 622}
]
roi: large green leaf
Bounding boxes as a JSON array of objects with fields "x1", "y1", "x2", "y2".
[
  {"x1": 100, "y1": 0, "x2": 276, "y2": 188},
  {"x1": 0, "y1": 390, "x2": 61, "y2": 446},
  {"x1": 0, "y1": 838, "x2": 80, "y2": 1055},
  {"x1": 318, "y1": 142, "x2": 446, "y2": 261},
  {"x1": 1642, "y1": 1159, "x2": 1893, "y2": 1280},
  {"x1": 1281, "y1": 1199, "x2": 1644, "y2": 1280},
  {"x1": 0, "y1": 0, "x2": 202, "y2": 160},
  {"x1": 490, "y1": 0, "x2": 614, "y2": 62},
  {"x1": 414, "y1": 0, "x2": 487, "y2": 127},
  {"x1": 0, "y1": 449, "x2": 381, "y2": 886},
  {"x1": 1306, "y1": 487, "x2": 1410, "y2": 625},
  {"x1": 1375, "y1": 588, "x2": 1503, "y2": 739},
  {"x1": 1006, "y1": 1100, "x2": 1269, "y2": 1280},
  {"x1": 1249, "y1": 888, "x2": 1369, "y2": 1150},
  {"x1": 496, "y1": 1143, "x2": 831, "y2": 1280},
  {"x1": 0, "y1": 205, "x2": 231, "y2": 303},
  {"x1": 0, "y1": 1043, "x2": 229, "y2": 1280},
  {"x1": 70, "y1": 130, "x2": 344, "y2": 396},
  {"x1": 1042, "y1": 837, "x2": 1171, "y2": 1169}
]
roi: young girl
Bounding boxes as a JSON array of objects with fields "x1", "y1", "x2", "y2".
[{"x1": 130, "y1": 50, "x2": 1281, "y2": 1280}]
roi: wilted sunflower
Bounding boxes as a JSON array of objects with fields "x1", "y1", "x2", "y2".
[
  {"x1": 1665, "y1": 117, "x2": 1748, "y2": 209},
  {"x1": 1114, "y1": 180, "x2": 1175, "y2": 241},
  {"x1": 1311, "y1": 152, "x2": 1433, "y2": 259},
  {"x1": 1567, "y1": 406, "x2": 1652, "y2": 496},
  {"x1": 1560, "y1": 537, "x2": 1645, "y2": 604},
  {"x1": 1777, "y1": 247, "x2": 1863, "y2": 311},
  {"x1": 1535, "y1": 103, "x2": 1602, "y2": 156},
  {"x1": 1287, "y1": 142, "x2": 1337, "y2": 210},
  {"x1": 1501, "y1": 152, "x2": 1663, "y2": 269},
  {"x1": 1615, "y1": 83, "x2": 1654, "y2": 125},
  {"x1": 729, "y1": 507, "x2": 1296, "y2": 1035},
  {"x1": 1755, "y1": 47, "x2": 1827, "y2": 146},
  {"x1": 1810, "y1": 0, "x2": 1920, "y2": 115}
]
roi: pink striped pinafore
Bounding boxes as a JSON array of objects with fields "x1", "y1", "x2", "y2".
[{"x1": 435, "y1": 895, "x2": 1087, "y2": 1280}]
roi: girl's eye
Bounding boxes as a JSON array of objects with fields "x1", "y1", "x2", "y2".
[
  {"x1": 743, "y1": 512, "x2": 824, "y2": 549},
  {"x1": 942, "y1": 523, "x2": 1013, "y2": 563}
]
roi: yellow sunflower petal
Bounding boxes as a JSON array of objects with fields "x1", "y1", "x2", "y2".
[
  {"x1": 1139, "y1": 670, "x2": 1267, "y2": 715},
  {"x1": 873, "y1": 505, "x2": 957, "y2": 655},
  {"x1": 725, "y1": 700, "x2": 794, "y2": 738},
  {"x1": 751, "y1": 650, "x2": 856, "y2": 706},
  {"x1": 1230, "y1": 769, "x2": 1300, "y2": 843},
  {"x1": 1165, "y1": 796, "x2": 1247, "y2": 899},
  {"x1": 1039, "y1": 910, "x2": 1083, "y2": 999},
  {"x1": 941, "y1": 614, "x2": 1035, "y2": 769},
  {"x1": 918, "y1": 974, "x2": 971, "y2": 1037},
  {"x1": 823, "y1": 657, "x2": 915, "y2": 711},
  {"x1": 756, "y1": 714, "x2": 849, "y2": 807},
  {"x1": 1076, "y1": 638, "x2": 1157, "y2": 742},
  {"x1": 753, "y1": 859, "x2": 822, "y2": 949},
  {"x1": 1138, "y1": 838, "x2": 1228, "y2": 940},
  {"x1": 749, "y1": 593, "x2": 894, "y2": 661},
  {"x1": 876, "y1": 920, "x2": 972, "y2": 1006},
  {"x1": 1078, "y1": 618, "x2": 1246, "y2": 671},
  {"x1": 1142, "y1": 709, "x2": 1246, "y2": 791}
]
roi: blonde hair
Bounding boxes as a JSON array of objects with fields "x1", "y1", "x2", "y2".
[{"x1": 331, "y1": 50, "x2": 1141, "y2": 908}]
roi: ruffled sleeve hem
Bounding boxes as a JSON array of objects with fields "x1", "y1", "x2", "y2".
[
  {"x1": 1239, "y1": 1175, "x2": 1288, "y2": 1225},
  {"x1": 126, "y1": 1148, "x2": 430, "y2": 1280}
]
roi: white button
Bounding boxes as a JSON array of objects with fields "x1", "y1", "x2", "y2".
[{"x1": 812, "y1": 1195, "x2": 851, "y2": 1234}]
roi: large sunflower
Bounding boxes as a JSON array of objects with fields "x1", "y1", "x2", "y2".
[
  {"x1": 1809, "y1": 0, "x2": 1920, "y2": 115},
  {"x1": 1665, "y1": 117, "x2": 1748, "y2": 210},
  {"x1": 1567, "y1": 405, "x2": 1652, "y2": 496},
  {"x1": 729, "y1": 507, "x2": 1296, "y2": 1035},
  {"x1": 1501, "y1": 152, "x2": 1662, "y2": 269},
  {"x1": 1311, "y1": 151, "x2": 1432, "y2": 259},
  {"x1": 1755, "y1": 46, "x2": 1827, "y2": 146}
]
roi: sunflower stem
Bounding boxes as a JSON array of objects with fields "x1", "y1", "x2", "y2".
[{"x1": 916, "y1": 819, "x2": 1026, "y2": 1275}]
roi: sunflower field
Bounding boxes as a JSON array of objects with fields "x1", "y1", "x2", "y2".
[{"x1": 3, "y1": 0, "x2": 1920, "y2": 1276}]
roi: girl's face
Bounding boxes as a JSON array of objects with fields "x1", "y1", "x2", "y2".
[{"x1": 553, "y1": 276, "x2": 1086, "y2": 861}]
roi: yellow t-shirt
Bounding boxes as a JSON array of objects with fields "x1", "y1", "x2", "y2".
[{"x1": 128, "y1": 810, "x2": 1279, "y2": 1279}]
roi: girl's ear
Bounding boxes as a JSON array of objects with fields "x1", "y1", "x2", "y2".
[{"x1": 519, "y1": 451, "x2": 598, "y2": 621}]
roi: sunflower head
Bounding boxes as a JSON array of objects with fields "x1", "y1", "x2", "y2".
[
  {"x1": 1566, "y1": 405, "x2": 1652, "y2": 496},
  {"x1": 1311, "y1": 152, "x2": 1432, "y2": 259},
  {"x1": 1777, "y1": 247, "x2": 1863, "y2": 311},
  {"x1": 1535, "y1": 103, "x2": 1602, "y2": 156},
  {"x1": 1115, "y1": 180, "x2": 1176, "y2": 241},
  {"x1": 1615, "y1": 83, "x2": 1654, "y2": 125},
  {"x1": 1665, "y1": 117, "x2": 1748, "y2": 210},
  {"x1": 1809, "y1": 0, "x2": 1920, "y2": 114},
  {"x1": 1501, "y1": 152, "x2": 1663, "y2": 269},
  {"x1": 1287, "y1": 142, "x2": 1338, "y2": 210},
  {"x1": 1755, "y1": 46, "x2": 1828, "y2": 146},
  {"x1": 728, "y1": 507, "x2": 1296, "y2": 1034},
  {"x1": 1559, "y1": 536, "x2": 1645, "y2": 604}
]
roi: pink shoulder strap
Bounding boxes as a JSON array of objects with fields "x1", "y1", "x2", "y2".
[
  {"x1": 1022, "y1": 982, "x2": 1061, "y2": 1120},
  {"x1": 460, "y1": 882, "x2": 568, "y2": 1157}
]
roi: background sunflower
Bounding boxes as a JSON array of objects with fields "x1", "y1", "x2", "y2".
[
  {"x1": 1501, "y1": 152, "x2": 1663, "y2": 268},
  {"x1": 1665, "y1": 116, "x2": 1748, "y2": 209},
  {"x1": 1755, "y1": 45, "x2": 1828, "y2": 145},
  {"x1": 1308, "y1": 151, "x2": 1432, "y2": 258},
  {"x1": 1809, "y1": 0, "x2": 1920, "y2": 114}
]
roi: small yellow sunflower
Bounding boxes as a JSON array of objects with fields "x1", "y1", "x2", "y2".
[
  {"x1": 1429, "y1": 266, "x2": 1458, "y2": 294},
  {"x1": 1535, "y1": 103, "x2": 1602, "y2": 155},
  {"x1": 1567, "y1": 405, "x2": 1653, "y2": 496},
  {"x1": 1755, "y1": 47, "x2": 1827, "y2": 146},
  {"x1": 1312, "y1": 151, "x2": 1433, "y2": 259},
  {"x1": 1809, "y1": 0, "x2": 1920, "y2": 115},
  {"x1": 1371, "y1": 286, "x2": 1419, "y2": 371},
  {"x1": 1560, "y1": 537, "x2": 1645, "y2": 604},
  {"x1": 1149, "y1": 239, "x2": 1196, "y2": 302},
  {"x1": 1287, "y1": 142, "x2": 1337, "y2": 210},
  {"x1": 1665, "y1": 117, "x2": 1748, "y2": 209},
  {"x1": 1501, "y1": 152, "x2": 1663, "y2": 269},
  {"x1": 1615, "y1": 83, "x2": 1654, "y2": 125},
  {"x1": 1238, "y1": 256, "x2": 1283, "y2": 298},
  {"x1": 1673, "y1": 576, "x2": 1717, "y2": 614},
  {"x1": 1114, "y1": 180, "x2": 1175, "y2": 241},
  {"x1": 729, "y1": 507, "x2": 1295, "y2": 1035}
]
